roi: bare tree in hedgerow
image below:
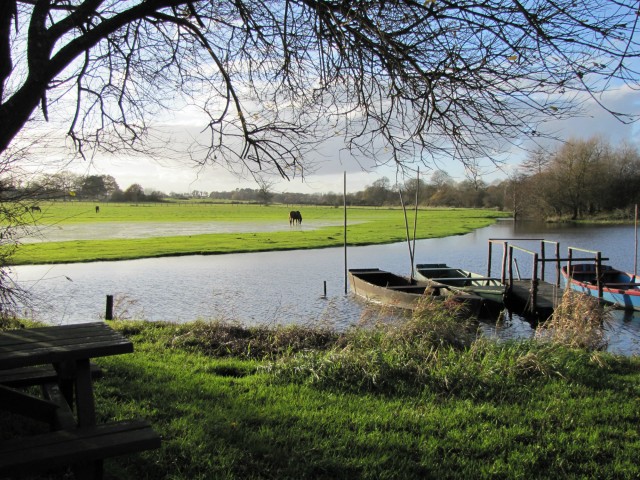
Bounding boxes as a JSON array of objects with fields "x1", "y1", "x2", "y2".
[{"x1": 0, "y1": 0, "x2": 639, "y2": 312}]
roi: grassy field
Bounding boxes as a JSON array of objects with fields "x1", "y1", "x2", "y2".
[
  {"x1": 12, "y1": 202, "x2": 509, "y2": 265},
  {"x1": 3, "y1": 296, "x2": 638, "y2": 480},
  {"x1": 3, "y1": 204, "x2": 639, "y2": 479}
]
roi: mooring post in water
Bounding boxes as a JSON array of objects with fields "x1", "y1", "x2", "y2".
[{"x1": 105, "y1": 295, "x2": 114, "y2": 321}]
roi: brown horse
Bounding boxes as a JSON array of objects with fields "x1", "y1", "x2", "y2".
[{"x1": 289, "y1": 210, "x2": 302, "y2": 225}]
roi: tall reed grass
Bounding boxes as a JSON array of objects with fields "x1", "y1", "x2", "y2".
[
  {"x1": 535, "y1": 289, "x2": 611, "y2": 351},
  {"x1": 264, "y1": 296, "x2": 591, "y2": 400}
]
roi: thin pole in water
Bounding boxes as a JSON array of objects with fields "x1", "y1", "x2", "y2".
[
  {"x1": 344, "y1": 171, "x2": 348, "y2": 295},
  {"x1": 399, "y1": 188, "x2": 414, "y2": 279},
  {"x1": 411, "y1": 168, "x2": 420, "y2": 280},
  {"x1": 635, "y1": 204, "x2": 638, "y2": 278}
]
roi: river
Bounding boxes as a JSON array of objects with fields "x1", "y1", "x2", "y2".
[{"x1": 10, "y1": 219, "x2": 640, "y2": 355}]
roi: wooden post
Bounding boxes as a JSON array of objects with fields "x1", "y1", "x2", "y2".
[
  {"x1": 596, "y1": 251, "x2": 603, "y2": 298},
  {"x1": 487, "y1": 241, "x2": 492, "y2": 278},
  {"x1": 555, "y1": 242, "x2": 561, "y2": 287},
  {"x1": 501, "y1": 241, "x2": 508, "y2": 284},
  {"x1": 508, "y1": 246, "x2": 514, "y2": 288},
  {"x1": 323, "y1": 281, "x2": 327, "y2": 298},
  {"x1": 568, "y1": 247, "x2": 573, "y2": 274},
  {"x1": 531, "y1": 253, "x2": 539, "y2": 314},
  {"x1": 540, "y1": 240, "x2": 545, "y2": 280},
  {"x1": 105, "y1": 295, "x2": 114, "y2": 321}
]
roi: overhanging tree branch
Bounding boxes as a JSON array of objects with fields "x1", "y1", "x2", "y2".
[{"x1": 0, "y1": 0, "x2": 638, "y2": 175}]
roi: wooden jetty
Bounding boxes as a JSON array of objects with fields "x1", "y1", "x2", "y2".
[
  {"x1": 506, "y1": 280, "x2": 563, "y2": 319},
  {"x1": 485, "y1": 239, "x2": 609, "y2": 320}
]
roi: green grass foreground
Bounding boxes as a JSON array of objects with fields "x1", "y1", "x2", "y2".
[
  {"x1": 11, "y1": 203, "x2": 508, "y2": 265},
  {"x1": 2, "y1": 303, "x2": 638, "y2": 480}
]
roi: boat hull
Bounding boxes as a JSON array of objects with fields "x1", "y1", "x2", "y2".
[
  {"x1": 348, "y1": 268, "x2": 443, "y2": 309},
  {"x1": 561, "y1": 264, "x2": 640, "y2": 311}
]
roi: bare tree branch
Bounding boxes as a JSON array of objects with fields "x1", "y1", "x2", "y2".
[{"x1": 0, "y1": 0, "x2": 638, "y2": 177}]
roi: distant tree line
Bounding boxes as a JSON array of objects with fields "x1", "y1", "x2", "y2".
[
  {"x1": 207, "y1": 175, "x2": 508, "y2": 210},
  {"x1": 9, "y1": 136, "x2": 639, "y2": 220},
  {"x1": 5, "y1": 172, "x2": 167, "y2": 203},
  {"x1": 509, "y1": 137, "x2": 640, "y2": 220}
]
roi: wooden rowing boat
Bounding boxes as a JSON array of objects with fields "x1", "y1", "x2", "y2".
[
  {"x1": 561, "y1": 263, "x2": 640, "y2": 311},
  {"x1": 348, "y1": 268, "x2": 481, "y2": 311},
  {"x1": 413, "y1": 263, "x2": 506, "y2": 309}
]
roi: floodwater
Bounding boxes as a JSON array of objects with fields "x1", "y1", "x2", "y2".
[
  {"x1": 10, "y1": 219, "x2": 640, "y2": 356},
  {"x1": 23, "y1": 219, "x2": 350, "y2": 242}
]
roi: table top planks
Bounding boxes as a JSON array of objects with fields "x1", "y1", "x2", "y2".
[{"x1": 0, "y1": 322, "x2": 133, "y2": 370}]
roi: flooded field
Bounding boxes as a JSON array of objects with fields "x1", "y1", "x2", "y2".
[{"x1": 24, "y1": 219, "x2": 350, "y2": 242}]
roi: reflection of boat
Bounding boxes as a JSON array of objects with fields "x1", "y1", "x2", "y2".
[
  {"x1": 414, "y1": 263, "x2": 506, "y2": 309},
  {"x1": 561, "y1": 263, "x2": 640, "y2": 311},
  {"x1": 348, "y1": 268, "x2": 481, "y2": 311}
]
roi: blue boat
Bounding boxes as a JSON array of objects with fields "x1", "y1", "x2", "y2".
[{"x1": 561, "y1": 263, "x2": 640, "y2": 311}]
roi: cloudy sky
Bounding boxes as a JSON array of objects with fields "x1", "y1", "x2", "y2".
[{"x1": 42, "y1": 83, "x2": 640, "y2": 196}]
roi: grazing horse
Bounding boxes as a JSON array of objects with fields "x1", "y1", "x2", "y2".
[
  {"x1": 30, "y1": 206, "x2": 41, "y2": 213},
  {"x1": 95, "y1": 206, "x2": 100, "y2": 213},
  {"x1": 289, "y1": 210, "x2": 302, "y2": 225}
]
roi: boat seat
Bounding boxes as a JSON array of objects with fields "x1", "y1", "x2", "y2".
[
  {"x1": 427, "y1": 277, "x2": 501, "y2": 283},
  {"x1": 385, "y1": 285, "x2": 427, "y2": 291}
]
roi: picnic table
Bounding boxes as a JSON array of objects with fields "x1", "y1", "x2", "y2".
[{"x1": 0, "y1": 322, "x2": 160, "y2": 479}]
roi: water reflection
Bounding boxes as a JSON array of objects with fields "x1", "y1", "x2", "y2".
[{"x1": 11, "y1": 219, "x2": 640, "y2": 356}]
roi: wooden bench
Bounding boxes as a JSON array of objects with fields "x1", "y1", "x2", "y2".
[
  {"x1": 0, "y1": 363, "x2": 103, "y2": 388},
  {"x1": 0, "y1": 419, "x2": 161, "y2": 479}
]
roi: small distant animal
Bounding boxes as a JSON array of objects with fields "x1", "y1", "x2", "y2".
[
  {"x1": 95, "y1": 206, "x2": 100, "y2": 213},
  {"x1": 289, "y1": 210, "x2": 302, "y2": 225},
  {"x1": 30, "y1": 206, "x2": 41, "y2": 213}
]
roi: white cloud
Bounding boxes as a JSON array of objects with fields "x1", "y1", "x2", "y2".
[{"x1": 17, "y1": 82, "x2": 640, "y2": 195}]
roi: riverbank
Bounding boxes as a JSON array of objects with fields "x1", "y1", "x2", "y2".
[
  {"x1": 2, "y1": 299, "x2": 638, "y2": 479},
  {"x1": 11, "y1": 204, "x2": 509, "y2": 265}
]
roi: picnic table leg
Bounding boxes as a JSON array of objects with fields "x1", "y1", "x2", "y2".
[
  {"x1": 73, "y1": 358, "x2": 102, "y2": 480},
  {"x1": 74, "y1": 358, "x2": 97, "y2": 428},
  {"x1": 54, "y1": 363, "x2": 74, "y2": 409}
]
